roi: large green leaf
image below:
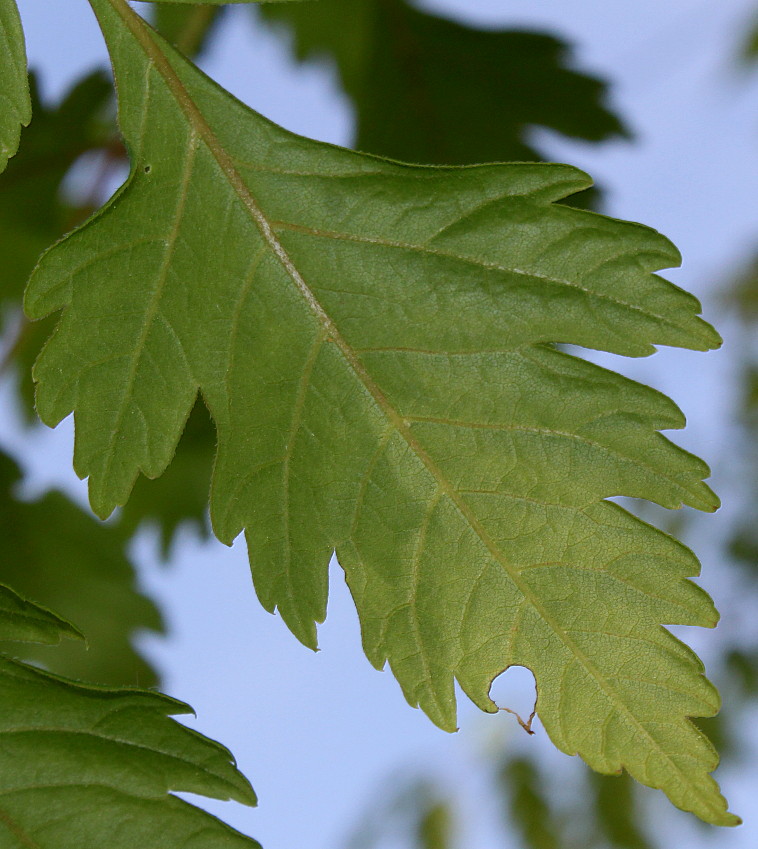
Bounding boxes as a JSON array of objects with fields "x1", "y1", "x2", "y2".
[
  {"x1": 0, "y1": 0, "x2": 30, "y2": 173},
  {"x1": 0, "y1": 449, "x2": 163, "y2": 686},
  {"x1": 26, "y1": 0, "x2": 734, "y2": 824},
  {"x1": 259, "y1": 0, "x2": 625, "y2": 166},
  {"x1": 0, "y1": 583, "x2": 260, "y2": 848},
  {"x1": 113, "y1": 0, "x2": 629, "y2": 546}
]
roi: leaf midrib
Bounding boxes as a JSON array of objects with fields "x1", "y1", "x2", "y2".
[{"x1": 104, "y1": 0, "x2": 721, "y2": 816}]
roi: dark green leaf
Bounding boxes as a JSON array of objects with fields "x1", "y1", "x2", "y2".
[
  {"x1": 0, "y1": 449, "x2": 163, "y2": 686},
  {"x1": 259, "y1": 0, "x2": 626, "y2": 166},
  {"x1": 0, "y1": 582, "x2": 82, "y2": 645},
  {"x1": 152, "y1": 3, "x2": 223, "y2": 58},
  {"x1": 0, "y1": 584, "x2": 260, "y2": 848}
]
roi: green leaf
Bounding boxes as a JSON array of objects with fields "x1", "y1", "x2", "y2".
[
  {"x1": 0, "y1": 584, "x2": 261, "y2": 848},
  {"x1": 259, "y1": 0, "x2": 626, "y2": 166},
  {"x1": 0, "y1": 0, "x2": 31, "y2": 173},
  {"x1": 26, "y1": 0, "x2": 734, "y2": 825},
  {"x1": 0, "y1": 449, "x2": 163, "y2": 686},
  {"x1": 0, "y1": 582, "x2": 83, "y2": 646}
]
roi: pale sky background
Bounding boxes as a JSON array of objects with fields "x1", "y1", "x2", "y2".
[{"x1": 6, "y1": 1, "x2": 758, "y2": 847}]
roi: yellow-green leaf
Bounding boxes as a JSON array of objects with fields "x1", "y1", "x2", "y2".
[{"x1": 25, "y1": 0, "x2": 735, "y2": 825}]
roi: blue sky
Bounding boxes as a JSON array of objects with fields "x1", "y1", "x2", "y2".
[{"x1": 7, "y1": 1, "x2": 758, "y2": 846}]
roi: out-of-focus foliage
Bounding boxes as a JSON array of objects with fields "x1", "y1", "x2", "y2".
[
  {"x1": 153, "y1": 2, "x2": 222, "y2": 58},
  {"x1": 346, "y1": 777, "x2": 455, "y2": 849},
  {"x1": 0, "y1": 71, "x2": 112, "y2": 305},
  {"x1": 257, "y1": 0, "x2": 626, "y2": 167},
  {"x1": 727, "y1": 255, "x2": 758, "y2": 576},
  {"x1": 342, "y1": 748, "x2": 659, "y2": 849},
  {"x1": 119, "y1": 397, "x2": 214, "y2": 555},
  {"x1": 0, "y1": 448, "x2": 162, "y2": 686},
  {"x1": 501, "y1": 757, "x2": 564, "y2": 849},
  {"x1": 588, "y1": 771, "x2": 653, "y2": 849},
  {"x1": 739, "y1": 9, "x2": 758, "y2": 62},
  {"x1": 0, "y1": 70, "x2": 114, "y2": 416},
  {"x1": 501, "y1": 752, "x2": 653, "y2": 849}
]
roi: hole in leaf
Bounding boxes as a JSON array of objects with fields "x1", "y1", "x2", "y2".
[{"x1": 489, "y1": 664, "x2": 538, "y2": 733}]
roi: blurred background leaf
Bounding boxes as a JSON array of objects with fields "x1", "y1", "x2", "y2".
[
  {"x1": 345, "y1": 776, "x2": 455, "y2": 849},
  {"x1": 0, "y1": 70, "x2": 115, "y2": 417},
  {"x1": 152, "y1": 2, "x2": 222, "y2": 58},
  {"x1": 256, "y1": 0, "x2": 626, "y2": 168},
  {"x1": 0, "y1": 448, "x2": 162, "y2": 686},
  {"x1": 499, "y1": 757, "x2": 566, "y2": 849}
]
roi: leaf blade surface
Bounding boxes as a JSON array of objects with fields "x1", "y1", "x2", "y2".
[
  {"x1": 0, "y1": 584, "x2": 261, "y2": 848},
  {"x1": 26, "y1": 0, "x2": 735, "y2": 825},
  {"x1": 0, "y1": 0, "x2": 31, "y2": 172}
]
